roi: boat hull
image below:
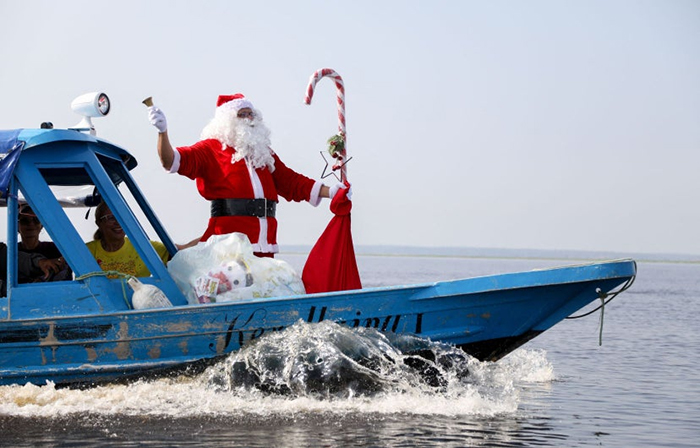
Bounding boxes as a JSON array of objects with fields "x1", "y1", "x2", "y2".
[{"x1": 0, "y1": 259, "x2": 636, "y2": 386}]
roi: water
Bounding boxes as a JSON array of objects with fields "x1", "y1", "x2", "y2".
[{"x1": 0, "y1": 253, "x2": 698, "y2": 447}]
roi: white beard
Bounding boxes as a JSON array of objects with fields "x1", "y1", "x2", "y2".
[{"x1": 200, "y1": 108, "x2": 276, "y2": 170}]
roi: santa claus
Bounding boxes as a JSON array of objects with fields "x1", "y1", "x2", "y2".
[{"x1": 148, "y1": 94, "x2": 342, "y2": 257}]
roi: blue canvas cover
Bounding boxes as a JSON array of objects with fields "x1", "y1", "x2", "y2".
[{"x1": 0, "y1": 130, "x2": 24, "y2": 198}]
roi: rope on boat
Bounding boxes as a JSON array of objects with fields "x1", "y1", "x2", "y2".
[
  {"x1": 565, "y1": 261, "x2": 637, "y2": 346},
  {"x1": 566, "y1": 271, "x2": 636, "y2": 320},
  {"x1": 597, "y1": 292, "x2": 605, "y2": 346},
  {"x1": 75, "y1": 271, "x2": 135, "y2": 309}
]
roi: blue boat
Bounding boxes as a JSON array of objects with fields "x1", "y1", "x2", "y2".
[{"x1": 0, "y1": 94, "x2": 636, "y2": 386}]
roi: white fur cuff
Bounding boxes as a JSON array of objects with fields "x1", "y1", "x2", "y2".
[
  {"x1": 309, "y1": 181, "x2": 323, "y2": 207},
  {"x1": 168, "y1": 149, "x2": 181, "y2": 173}
]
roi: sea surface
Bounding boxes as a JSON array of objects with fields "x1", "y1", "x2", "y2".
[{"x1": 0, "y1": 250, "x2": 698, "y2": 447}]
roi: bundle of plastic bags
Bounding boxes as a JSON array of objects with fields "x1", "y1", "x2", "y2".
[{"x1": 167, "y1": 233, "x2": 306, "y2": 304}]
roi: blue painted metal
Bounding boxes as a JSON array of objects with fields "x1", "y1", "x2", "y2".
[{"x1": 0, "y1": 127, "x2": 637, "y2": 386}]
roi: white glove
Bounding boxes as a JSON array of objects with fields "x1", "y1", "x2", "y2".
[
  {"x1": 329, "y1": 182, "x2": 343, "y2": 199},
  {"x1": 148, "y1": 106, "x2": 168, "y2": 133},
  {"x1": 329, "y1": 182, "x2": 352, "y2": 200}
]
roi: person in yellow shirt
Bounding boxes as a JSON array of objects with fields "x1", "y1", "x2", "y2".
[{"x1": 86, "y1": 202, "x2": 169, "y2": 277}]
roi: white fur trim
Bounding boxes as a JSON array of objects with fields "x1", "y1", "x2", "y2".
[
  {"x1": 168, "y1": 149, "x2": 181, "y2": 173},
  {"x1": 251, "y1": 241, "x2": 279, "y2": 254},
  {"x1": 246, "y1": 159, "x2": 278, "y2": 253},
  {"x1": 257, "y1": 217, "x2": 269, "y2": 252},
  {"x1": 218, "y1": 98, "x2": 254, "y2": 114},
  {"x1": 246, "y1": 159, "x2": 265, "y2": 198},
  {"x1": 308, "y1": 181, "x2": 323, "y2": 207}
]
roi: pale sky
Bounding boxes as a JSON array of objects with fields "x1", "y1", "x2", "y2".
[{"x1": 1, "y1": 0, "x2": 698, "y2": 256}]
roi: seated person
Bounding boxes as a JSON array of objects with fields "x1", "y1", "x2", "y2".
[
  {"x1": 18, "y1": 205, "x2": 72, "y2": 282},
  {"x1": 0, "y1": 242, "x2": 62, "y2": 296},
  {"x1": 85, "y1": 202, "x2": 169, "y2": 277}
]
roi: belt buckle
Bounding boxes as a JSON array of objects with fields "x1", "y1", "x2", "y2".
[{"x1": 262, "y1": 198, "x2": 267, "y2": 218}]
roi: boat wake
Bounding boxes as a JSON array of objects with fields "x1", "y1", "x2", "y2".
[
  {"x1": 206, "y1": 320, "x2": 474, "y2": 397},
  {"x1": 0, "y1": 321, "x2": 554, "y2": 418}
]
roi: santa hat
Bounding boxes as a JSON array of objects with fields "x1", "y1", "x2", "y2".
[{"x1": 216, "y1": 93, "x2": 254, "y2": 113}]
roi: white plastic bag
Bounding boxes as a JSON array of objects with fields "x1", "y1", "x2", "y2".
[{"x1": 167, "y1": 232, "x2": 306, "y2": 304}]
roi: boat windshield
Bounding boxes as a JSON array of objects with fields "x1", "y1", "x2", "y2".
[{"x1": 0, "y1": 130, "x2": 179, "y2": 313}]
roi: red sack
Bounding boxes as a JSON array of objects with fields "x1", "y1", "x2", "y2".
[{"x1": 302, "y1": 184, "x2": 361, "y2": 293}]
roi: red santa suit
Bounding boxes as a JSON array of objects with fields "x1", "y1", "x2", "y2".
[{"x1": 171, "y1": 95, "x2": 322, "y2": 255}]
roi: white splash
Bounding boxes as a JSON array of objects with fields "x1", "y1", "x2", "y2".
[{"x1": 0, "y1": 347, "x2": 554, "y2": 418}]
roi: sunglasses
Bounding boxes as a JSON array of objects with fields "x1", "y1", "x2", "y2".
[
  {"x1": 98, "y1": 214, "x2": 118, "y2": 224},
  {"x1": 237, "y1": 110, "x2": 254, "y2": 119},
  {"x1": 19, "y1": 216, "x2": 40, "y2": 225}
]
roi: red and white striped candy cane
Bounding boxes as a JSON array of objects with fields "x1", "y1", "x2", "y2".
[{"x1": 305, "y1": 68, "x2": 347, "y2": 181}]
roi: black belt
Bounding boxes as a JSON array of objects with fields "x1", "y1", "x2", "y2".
[{"x1": 211, "y1": 198, "x2": 277, "y2": 218}]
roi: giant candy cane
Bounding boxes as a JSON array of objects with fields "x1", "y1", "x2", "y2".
[{"x1": 304, "y1": 68, "x2": 348, "y2": 182}]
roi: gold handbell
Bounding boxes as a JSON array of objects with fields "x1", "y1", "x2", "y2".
[{"x1": 142, "y1": 97, "x2": 153, "y2": 107}]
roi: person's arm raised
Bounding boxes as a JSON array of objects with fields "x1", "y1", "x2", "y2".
[
  {"x1": 157, "y1": 131, "x2": 175, "y2": 170},
  {"x1": 148, "y1": 106, "x2": 174, "y2": 170}
]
